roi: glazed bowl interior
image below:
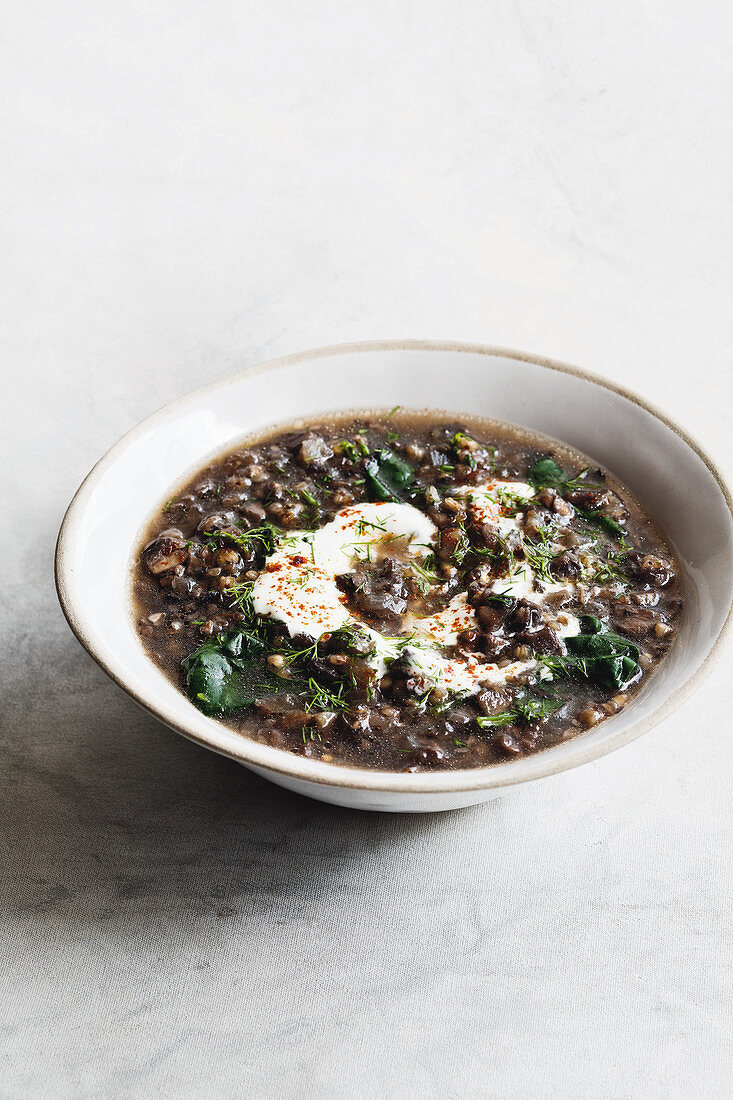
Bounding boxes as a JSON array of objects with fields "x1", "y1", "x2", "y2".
[{"x1": 56, "y1": 342, "x2": 733, "y2": 810}]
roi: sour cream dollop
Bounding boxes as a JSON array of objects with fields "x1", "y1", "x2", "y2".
[
  {"x1": 251, "y1": 491, "x2": 580, "y2": 698},
  {"x1": 251, "y1": 502, "x2": 436, "y2": 638}
]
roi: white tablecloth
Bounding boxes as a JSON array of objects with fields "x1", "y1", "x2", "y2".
[{"x1": 2, "y1": 2, "x2": 732, "y2": 1096}]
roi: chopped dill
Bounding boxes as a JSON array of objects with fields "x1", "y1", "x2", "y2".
[
  {"x1": 291, "y1": 566, "x2": 320, "y2": 588},
  {"x1": 338, "y1": 441, "x2": 360, "y2": 462},
  {"x1": 476, "y1": 691, "x2": 563, "y2": 729},
  {"x1": 492, "y1": 486, "x2": 530, "y2": 514},
  {"x1": 483, "y1": 588, "x2": 515, "y2": 606},
  {"x1": 519, "y1": 528, "x2": 557, "y2": 584},
  {"x1": 581, "y1": 559, "x2": 629, "y2": 587},
  {"x1": 410, "y1": 555, "x2": 441, "y2": 593},
  {"x1": 223, "y1": 578, "x2": 256, "y2": 616},
  {"x1": 451, "y1": 431, "x2": 479, "y2": 470},
  {"x1": 279, "y1": 634, "x2": 322, "y2": 663},
  {"x1": 354, "y1": 515, "x2": 392, "y2": 536},
  {"x1": 329, "y1": 625, "x2": 377, "y2": 657},
  {"x1": 429, "y1": 690, "x2": 469, "y2": 715},
  {"x1": 303, "y1": 679, "x2": 349, "y2": 712},
  {"x1": 472, "y1": 531, "x2": 516, "y2": 573},
  {"x1": 563, "y1": 467, "x2": 602, "y2": 491},
  {"x1": 202, "y1": 523, "x2": 280, "y2": 556}
]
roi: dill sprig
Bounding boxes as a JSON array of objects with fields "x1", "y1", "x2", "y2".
[
  {"x1": 303, "y1": 678, "x2": 349, "y2": 712},
  {"x1": 471, "y1": 531, "x2": 516, "y2": 574},
  {"x1": 337, "y1": 440, "x2": 360, "y2": 462},
  {"x1": 492, "y1": 486, "x2": 530, "y2": 515},
  {"x1": 476, "y1": 691, "x2": 563, "y2": 729},
  {"x1": 277, "y1": 635, "x2": 322, "y2": 664},
  {"x1": 202, "y1": 522, "x2": 281, "y2": 556},
  {"x1": 410, "y1": 554, "x2": 441, "y2": 593},
  {"x1": 519, "y1": 527, "x2": 557, "y2": 584}
]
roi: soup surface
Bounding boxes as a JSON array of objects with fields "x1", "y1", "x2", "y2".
[{"x1": 133, "y1": 412, "x2": 682, "y2": 771}]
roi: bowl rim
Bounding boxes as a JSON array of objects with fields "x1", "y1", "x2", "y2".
[{"x1": 55, "y1": 339, "x2": 733, "y2": 794}]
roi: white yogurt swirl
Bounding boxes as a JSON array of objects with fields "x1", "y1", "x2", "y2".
[{"x1": 251, "y1": 488, "x2": 580, "y2": 698}]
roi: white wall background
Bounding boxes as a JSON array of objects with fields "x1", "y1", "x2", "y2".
[{"x1": 2, "y1": 2, "x2": 732, "y2": 1098}]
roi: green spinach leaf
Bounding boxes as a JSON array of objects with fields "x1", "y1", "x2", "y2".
[
  {"x1": 528, "y1": 459, "x2": 627, "y2": 540},
  {"x1": 182, "y1": 625, "x2": 292, "y2": 717},
  {"x1": 539, "y1": 618, "x2": 641, "y2": 691},
  {"x1": 365, "y1": 449, "x2": 415, "y2": 502},
  {"x1": 527, "y1": 457, "x2": 565, "y2": 491}
]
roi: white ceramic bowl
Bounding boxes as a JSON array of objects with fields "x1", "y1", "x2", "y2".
[{"x1": 55, "y1": 341, "x2": 733, "y2": 812}]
